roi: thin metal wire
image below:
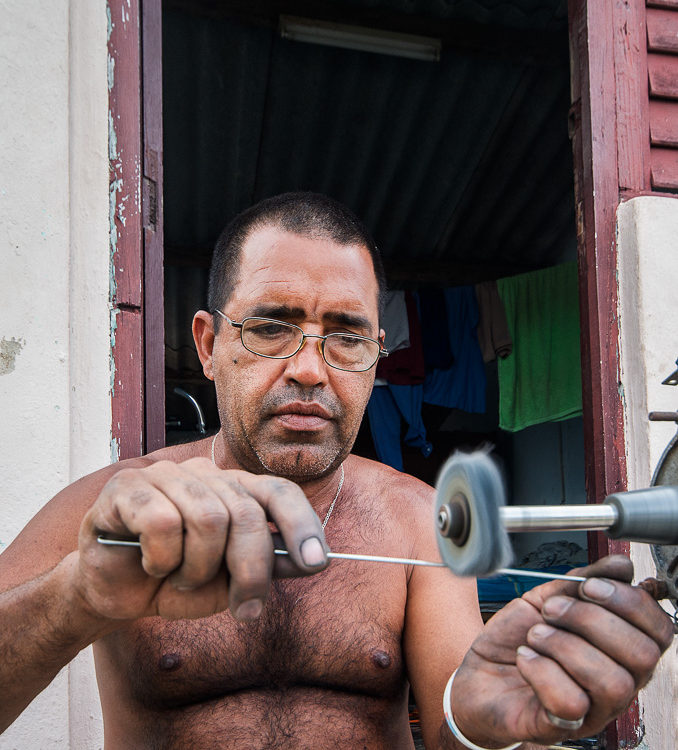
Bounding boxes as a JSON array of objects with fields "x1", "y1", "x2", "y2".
[
  {"x1": 95, "y1": 537, "x2": 586, "y2": 581},
  {"x1": 272, "y1": 550, "x2": 586, "y2": 581},
  {"x1": 497, "y1": 567, "x2": 586, "y2": 583},
  {"x1": 273, "y1": 548, "x2": 447, "y2": 567}
]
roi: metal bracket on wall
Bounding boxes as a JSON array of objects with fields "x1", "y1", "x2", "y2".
[
  {"x1": 649, "y1": 357, "x2": 678, "y2": 614},
  {"x1": 661, "y1": 358, "x2": 678, "y2": 387}
]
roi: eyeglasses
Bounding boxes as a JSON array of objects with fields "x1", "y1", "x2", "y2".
[{"x1": 214, "y1": 311, "x2": 388, "y2": 372}]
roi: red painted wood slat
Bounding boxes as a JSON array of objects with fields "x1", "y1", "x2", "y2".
[
  {"x1": 142, "y1": 0, "x2": 166, "y2": 453},
  {"x1": 109, "y1": 0, "x2": 144, "y2": 460},
  {"x1": 648, "y1": 53, "x2": 678, "y2": 99},
  {"x1": 651, "y1": 146, "x2": 678, "y2": 188},
  {"x1": 108, "y1": 0, "x2": 142, "y2": 308},
  {"x1": 615, "y1": 0, "x2": 650, "y2": 189},
  {"x1": 647, "y1": 1, "x2": 678, "y2": 9},
  {"x1": 112, "y1": 308, "x2": 144, "y2": 460},
  {"x1": 650, "y1": 99, "x2": 678, "y2": 145},
  {"x1": 647, "y1": 8, "x2": 678, "y2": 53}
]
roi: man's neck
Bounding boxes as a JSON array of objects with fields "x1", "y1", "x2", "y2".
[{"x1": 210, "y1": 430, "x2": 347, "y2": 511}]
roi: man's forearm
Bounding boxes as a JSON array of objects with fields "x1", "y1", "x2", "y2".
[{"x1": 0, "y1": 552, "x2": 113, "y2": 733}]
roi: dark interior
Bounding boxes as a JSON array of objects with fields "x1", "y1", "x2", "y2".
[{"x1": 161, "y1": 0, "x2": 582, "y2": 510}]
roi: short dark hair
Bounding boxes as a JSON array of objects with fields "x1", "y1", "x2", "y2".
[{"x1": 207, "y1": 192, "x2": 387, "y2": 329}]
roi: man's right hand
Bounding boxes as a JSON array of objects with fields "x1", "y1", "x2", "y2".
[{"x1": 74, "y1": 458, "x2": 329, "y2": 623}]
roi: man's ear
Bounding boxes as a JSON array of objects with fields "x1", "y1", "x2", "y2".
[{"x1": 193, "y1": 310, "x2": 216, "y2": 381}]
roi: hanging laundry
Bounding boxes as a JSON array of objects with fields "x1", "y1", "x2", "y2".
[
  {"x1": 418, "y1": 289, "x2": 454, "y2": 370},
  {"x1": 497, "y1": 262, "x2": 582, "y2": 432},
  {"x1": 380, "y1": 290, "x2": 410, "y2": 354},
  {"x1": 367, "y1": 384, "x2": 432, "y2": 472},
  {"x1": 422, "y1": 287, "x2": 486, "y2": 413},
  {"x1": 376, "y1": 291, "x2": 425, "y2": 385},
  {"x1": 370, "y1": 292, "x2": 430, "y2": 470},
  {"x1": 475, "y1": 280, "x2": 513, "y2": 363}
]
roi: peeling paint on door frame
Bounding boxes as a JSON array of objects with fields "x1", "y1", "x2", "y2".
[{"x1": 107, "y1": 0, "x2": 143, "y2": 462}]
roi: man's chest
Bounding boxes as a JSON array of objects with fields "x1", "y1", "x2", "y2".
[{"x1": 107, "y1": 557, "x2": 408, "y2": 710}]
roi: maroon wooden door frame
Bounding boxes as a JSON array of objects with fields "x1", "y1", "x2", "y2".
[
  {"x1": 108, "y1": 0, "x2": 165, "y2": 460},
  {"x1": 569, "y1": 0, "x2": 650, "y2": 746},
  {"x1": 109, "y1": 0, "x2": 144, "y2": 460},
  {"x1": 142, "y1": 0, "x2": 166, "y2": 453}
]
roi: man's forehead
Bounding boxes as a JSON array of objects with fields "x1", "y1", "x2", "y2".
[
  {"x1": 231, "y1": 226, "x2": 379, "y2": 317},
  {"x1": 241, "y1": 224, "x2": 371, "y2": 265}
]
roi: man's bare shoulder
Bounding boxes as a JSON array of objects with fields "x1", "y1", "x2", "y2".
[
  {"x1": 346, "y1": 454, "x2": 436, "y2": 537},
  {"x1": 0, "y1": 437, "x2": 213, "y2": 591},
  {"x1": 347, "y1": 453, "x2": 435, "y2": 500}
]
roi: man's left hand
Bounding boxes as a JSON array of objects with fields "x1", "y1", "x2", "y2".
[{"x1": 449, "y1": 555, "x2": 675, "y2": 747}]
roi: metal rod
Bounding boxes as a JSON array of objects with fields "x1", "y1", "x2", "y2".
[
  {"x1": 496, "y1": 567, "x2": 585, "y2": 582},
  {"x1": 96, "y1": 537, "x2": 586, "y2": 581},
  {"x1": 97, "y1": 537, "x2": 141, "y2": 547},
  {"x1": 274, "y1": 548, "x2": 446, "y2": 567},
  {"x1": 501, "y1": 504, "x2": 618, "y2": 532}
]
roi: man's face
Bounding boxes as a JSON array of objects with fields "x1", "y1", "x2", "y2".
[{"x1": 208, "y1": 226, "x2": 382, "y2": 482}]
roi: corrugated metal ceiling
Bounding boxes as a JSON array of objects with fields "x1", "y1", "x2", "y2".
[
  {"x1": 321, "y1": 0, "x2": 567, "y2": 28},
  {"x1": 163, "y1": 0, "x2": 575, "y2": 285}
]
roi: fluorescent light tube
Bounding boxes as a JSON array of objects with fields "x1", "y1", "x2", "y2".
[{"x1": 279, "y1": 15, "x2": 441, "y2": 62}]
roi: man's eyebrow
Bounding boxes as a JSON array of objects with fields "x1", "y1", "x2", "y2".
[
  {"x1": 247, "y1": 304, "x2": 306, "y2": 319},
  {"x1": 245, "y1": 305, "x2": 374, "y2": 334},
  {"x1": 323, "y1": 312, "x2": 373, "y2": 333}
]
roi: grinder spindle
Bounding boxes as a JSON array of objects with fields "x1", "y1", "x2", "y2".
[{"x1": 435, "y1": 452, "x2": 678, "y2": 584}]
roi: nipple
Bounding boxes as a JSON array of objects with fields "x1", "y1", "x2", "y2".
[
  {"x1": 159, "y1": 653, "x2": 183, "y2": 671},
  {"x1": 370, "y1": 649, "x2": 392, "y2": 669}
]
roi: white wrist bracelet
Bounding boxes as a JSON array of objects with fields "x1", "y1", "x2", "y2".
[{"x1": 443, "y1": 669, "x2": 522, "y2": 750}]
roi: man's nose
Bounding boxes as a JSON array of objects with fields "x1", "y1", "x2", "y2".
[{"x1": 283, "y1": 335, "x2": 328, "y2": 386}]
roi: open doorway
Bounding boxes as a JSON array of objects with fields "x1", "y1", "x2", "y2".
[{"x1": 162, "y1": 0, "x2": 587, "y2": 571}]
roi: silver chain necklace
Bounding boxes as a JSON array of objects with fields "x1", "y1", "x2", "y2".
[
  {"x1": 211, "y1": 433, "x2": 344, "y2": 529},
  {"x1": 320, "y1": 463, "x2": 344, "y2": 529}
]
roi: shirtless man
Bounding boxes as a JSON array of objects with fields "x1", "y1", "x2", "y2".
[{"x1": 0, "y1": 193, "x2": 673, "y2": 749}]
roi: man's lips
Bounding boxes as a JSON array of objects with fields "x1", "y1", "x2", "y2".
[{"x1": 270, "y1": 402, "x2": 333, "y2": 431}]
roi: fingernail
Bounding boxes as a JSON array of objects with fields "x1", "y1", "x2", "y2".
[
  {"x1": 517, "y1": 645, "x2": 539, "y2": 660},
  {"x1": 542, "y1": 595, "x2": 573, "y2": 617},
  {"x1": 300, "y1": 536, "x2": 326, "y2": 567},
  {"x1": 169, "y1": 575, "x2": 195, "y2": 592},
  {"x1": 530, "y1": 623, "x2": 556, "y2": 639},
  {"x1": 582, "y1": 577, "x2": 615, "y2": 601},
  {"x1": 235, "y1": 598, "x2": 263, "y2": 621}
]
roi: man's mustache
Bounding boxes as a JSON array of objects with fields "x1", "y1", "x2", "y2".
[{"x1": 260, "y1": 386, "x2": 343, "y2": 420}]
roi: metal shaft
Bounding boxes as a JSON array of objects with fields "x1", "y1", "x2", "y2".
[{"x1": 501, "y1": 504, "x2": 618, "y2": 533}]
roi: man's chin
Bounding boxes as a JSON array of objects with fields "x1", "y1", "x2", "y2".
[{"x1": 254, "y1": 446, "x2": 342, "y2": 481}]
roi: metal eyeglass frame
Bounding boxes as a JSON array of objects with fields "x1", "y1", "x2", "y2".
[{"x1": 213, "y1": 310, "x2": 389, "y2": 372}]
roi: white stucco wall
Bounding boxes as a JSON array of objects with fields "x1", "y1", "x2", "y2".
[
  {"x1": 0, "y1": 0, "x2": 110, "y2": 747},
  {"x1": 617, "y1": 196, "x2": 678, "y2": 750}
]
